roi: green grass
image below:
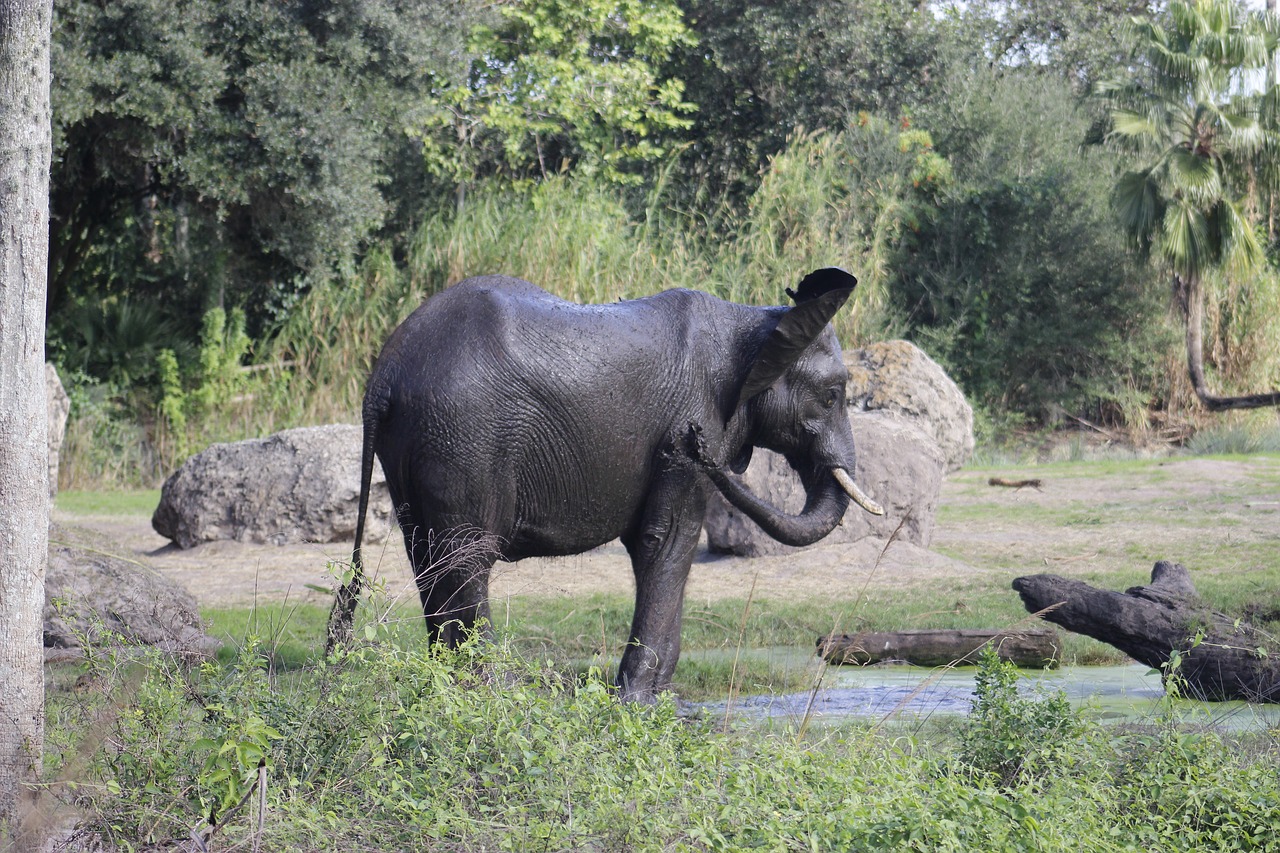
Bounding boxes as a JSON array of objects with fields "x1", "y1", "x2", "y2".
[
  {"x1": 201, "y1": 583, "x2": 1135, "y2": 701},
  {"x1": 54, "y1": 489, "x2": 160, "y2": 516},
  {"x1": 69, "y1": 451, "x2": 1280, "y2": 700},
  {"x1": 42, "y1": 634, "x2": 1280, "y2": 851},
  {"x1": 203, "y1": 603, "x2": 330, "y2": 669}
]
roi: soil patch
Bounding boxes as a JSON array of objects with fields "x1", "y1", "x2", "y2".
[{"x1": 56, "y1": 455, "x2": 1280, "y2": 609}]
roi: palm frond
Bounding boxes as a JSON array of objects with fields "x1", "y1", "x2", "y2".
[
  {"x1": 1106, "y1": 109, "x2": 1162, "y2": 145},
  {"x1": 1211, "y1": 197, "x2": 1264, "y2": 276},
  {"x1": 1166, "y1": 148, "x2": 1223, "y2": 206},
  {"x1": 1160, "y1": 199, "x2": 1212, "y2": 279},
  {"x1": 1218, "y1": 111, "x2": 1267, "y2": 154},
  {"x1": 1113, "y1": 169, "x2": 1164, "y2": 255}
]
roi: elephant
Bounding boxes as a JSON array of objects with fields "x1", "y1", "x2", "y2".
[{"x1": 327, "y1": 267, "x2": 883, "y2": 701}]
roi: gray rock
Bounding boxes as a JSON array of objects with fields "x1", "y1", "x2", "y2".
[
  {"x1": 45, "y1": 526, "x2": 219, "y2": 660},
  {"x1": 46, "y1": 362, "x2": 69, "y2": 499},
  {"x1": 152, "y1": 424, "x2": 394, "y2": 549},
  {"x1": 704, "y1": 411, "x2": 945, "y2": 557},
  {"x1": 845, "y1": 340, "x2": 974, "y2": 473}
]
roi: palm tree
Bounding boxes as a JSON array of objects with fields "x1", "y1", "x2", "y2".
[{"x1": 1097, "y1": 0, "x2": 1280, "y2": 411}]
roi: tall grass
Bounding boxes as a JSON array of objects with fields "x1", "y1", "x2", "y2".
[
  {"x1": 56, "y1": 119, "x2": 1280, "y2": 487},
  {"x1": 267, "y1": 137, "x2": 910, "y2": 431}
]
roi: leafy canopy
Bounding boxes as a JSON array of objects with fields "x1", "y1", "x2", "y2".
[
  {"x1": 422, "y1": 0, "x2": 696, "y2": 187},
  {"x1": 1094, "y1": 0, "x2": 1270, "y2": 283}
]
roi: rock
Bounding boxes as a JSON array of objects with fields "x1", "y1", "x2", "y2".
[
  {"x1": 704, "y1": 411, "x2": 945, "y2": 557},
  {"x1": 44, "y1": 526, "x2": 219, "y2": 661},
  {"x1": 845, "y1": 340, "x2": 974, "y2": 473},
  {"x1": 46, "y1": 362, "x2": 70, "y2": 499},
  {"x1": 152, "y1": 424, "x2": 394, "y2": 549}
]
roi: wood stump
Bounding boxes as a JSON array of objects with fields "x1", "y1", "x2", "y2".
[
  {"x1": 1013, "y1": 561, "x2": 1280, "y2": 703},
  {"x1": 817, "y1": 628, "x2": 1061, "y2": 668}
]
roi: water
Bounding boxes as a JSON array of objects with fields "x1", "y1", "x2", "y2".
[{"x1": 692, "y1": 648, "x2": 1280, "y2": 730}]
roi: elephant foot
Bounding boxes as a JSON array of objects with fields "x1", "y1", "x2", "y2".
[{"x1": 615, "y1": 648, "x2": 675, "y2": 703}]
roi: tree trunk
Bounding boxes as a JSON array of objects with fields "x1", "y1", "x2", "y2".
[
  {"x1": 1013, "y1": 562, "x2": 1280, "y2": 703},
  {"x1": 0, "y1": 0, "x2": 52, "y2": 843},
  {"x1": 817, "y1": 628, "x2": 1061, "y2": 669},
  {"x1": 1176, "y1": 272, "x2": 1280, "y2": 411}
]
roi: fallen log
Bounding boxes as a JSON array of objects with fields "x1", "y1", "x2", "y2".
[
  {"x1": 817, "y1": 628, "x2": 1061, "y2": 668},
  {"x1": 1013, "y1": 561, "x2": 1280, "y2": 703},
  {"x1": 988, "y1": 477, "x2": 1043, "y2": 489}
]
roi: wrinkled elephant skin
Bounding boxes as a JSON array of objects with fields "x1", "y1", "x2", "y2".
[{"x1": 328, "y1": 269, "x2": 879, "y2": 701}]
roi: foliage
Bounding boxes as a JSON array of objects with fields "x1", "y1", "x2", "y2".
[
  {"x1": 893, "y1": 67, "x2": 1169, "y2": 420},
  {"x1": 938, "y1": 0, "x2": 1154, "y2": 92},
  {"x1": 1086, "y1": 0, "x2": 1280, "y2": 412},
  {"x1": 45, "y1": 0, "x2": 1280, "y2": 488},
  {"x1": 56, "y1": 373, "x2": 166, "y2": 489},
  {"x1": 49, "y1": 0, "x2": 486, "y2": 334},
  {"x1": 1093, "y1": 0, "x2": 1269, "y2": 284},
  {"x1": 45, "y1": 626, "x2": 1280, "y2": 851},
  {"x1": 425, "y1": 0, "x2": 696, "y2": 188},
  {"x1": 191, "y1": 306, "x2": 251, "y2": 414},
  {"x1": 728, "y1": 116, "x2": 948, "y2": 339},
  {"x1": 666, "y1": 0, "x2": 942, "y2": 204},
  {"x1": 51, "y1": 297, "x2": 191, "y2": 392},
  {"x1": 1185, "y1": 411, "x2": 1280, "y2": 454},
  {"x1": 155, "y1": 349, "x2": 188, "y2": 462},
  {"x1": 958, "y1": 647, "x2": 1082, "y2": 786},
  {"x1": 267, "y1": 122, "x2": 947, "y2": 433}
]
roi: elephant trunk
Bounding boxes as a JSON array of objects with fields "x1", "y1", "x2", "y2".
[{"x1": 706, "y1": 463, "x2": 875, "y2": 548}]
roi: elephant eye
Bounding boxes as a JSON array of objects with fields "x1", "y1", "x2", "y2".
[{"x1": 822, "y1": 388, "x2": 840, "y2": 409}]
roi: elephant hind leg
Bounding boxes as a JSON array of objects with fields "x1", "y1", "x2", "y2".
[{"x1": 403, "y1": 521, "x2": 502, "y2": 647}]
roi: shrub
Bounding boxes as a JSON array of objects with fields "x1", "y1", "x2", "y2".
[
  {"x1": 958, "y1": 646, "x2": 1082, "y2": 786},
  {"x1": 43, "y1": 623, "x2": 1280, "y2": 852}
]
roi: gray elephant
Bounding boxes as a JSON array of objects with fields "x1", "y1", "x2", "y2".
[{"x1": 327, "y1": 268, "x2": 882, "y2": 701}]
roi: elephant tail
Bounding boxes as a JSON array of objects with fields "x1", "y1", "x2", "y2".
[{"x1": 326, "y1": 380, "x2": 390, "y2": 654}]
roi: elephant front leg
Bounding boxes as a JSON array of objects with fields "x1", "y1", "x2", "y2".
[{"x1": 618, "y1": 474, "x2": 706, "y2": 702}]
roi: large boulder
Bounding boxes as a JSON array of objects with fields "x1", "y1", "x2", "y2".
[
  {"x1": 704, "y1": 411, "x2": 945, "y2": 557},
  {"x1": 45, "y1": 526, "x2": 219, "y2": 661},
  {"x1": 845, "y1": 340, "x2": 974, "y2": 473},
  {"x1": 152, "y1": 424, "x2": 394, "y2": 549},
  {"x1": 46, "y1": 362, "x2": 70, "y2": 499}
]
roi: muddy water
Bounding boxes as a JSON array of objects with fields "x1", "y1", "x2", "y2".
[{"x1": 693, "y1": 649, "x2": 1280, "y2": 729}]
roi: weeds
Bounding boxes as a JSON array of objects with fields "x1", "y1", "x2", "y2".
[
  {"x1": 41, "y1": 622, "x2": 1280, "y2": 852},
  {"x1": 958, "y1": 647, "x2": 1081, "y2": 786}
]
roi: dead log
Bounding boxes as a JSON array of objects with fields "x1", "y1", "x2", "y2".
[
  {"x1": 1013, "y1": 561, "x2": 1280, "y2": 703},
  {"x1": 988, "y1": 477, "x2": 1043, "y2": 489},
  {"x1": 817, "y1": 628, "x2": 1061, "y2": 668}
]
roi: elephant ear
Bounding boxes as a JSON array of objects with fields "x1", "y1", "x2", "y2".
[{"x1": 733, "y1": 268, "x2": 857, "y2": 408}]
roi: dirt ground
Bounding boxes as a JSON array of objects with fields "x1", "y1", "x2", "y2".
[{"x1": 57, "y1": 455, "x2": 1280, "y2": 611}]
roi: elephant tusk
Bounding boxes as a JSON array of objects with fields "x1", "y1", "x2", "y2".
[{"x1": 833, "y1": 468, "x2": 884, "y2": 516}]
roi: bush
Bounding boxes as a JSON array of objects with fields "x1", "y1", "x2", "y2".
[
  {"x1": 895, "y1": 68, "x2": 1168, "y2": 422},
  {"x1": 43, "y1": 622, "x2": 1280, "y2": 852},
  {"x1": 958, "y1": 647, "x2": 1082, "y2": 786}
]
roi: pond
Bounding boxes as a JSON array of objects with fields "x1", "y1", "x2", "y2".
[{"x1": 691, "y1": 647, "x2": 1280, "y2": 730}]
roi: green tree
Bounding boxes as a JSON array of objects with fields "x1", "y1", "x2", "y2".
[
  {"x1": 1095, "y1": 0, "x2": 1280, "y2": 411},
  {"x1": 894, "y1": 68, "x2": 1165, "y2": 421},
  {"x1": 665, "y1": 0, "x2": 941, "y2": 206},
  {"x1": 48, "y1": 0, "x2": 484, "y2": 336},
  {"x1": 939, "y1": 0, "x2": 1154, "y2": 92},
  {"x1": 420, "y1": 0, "x2": 695, "y2": 197}
]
